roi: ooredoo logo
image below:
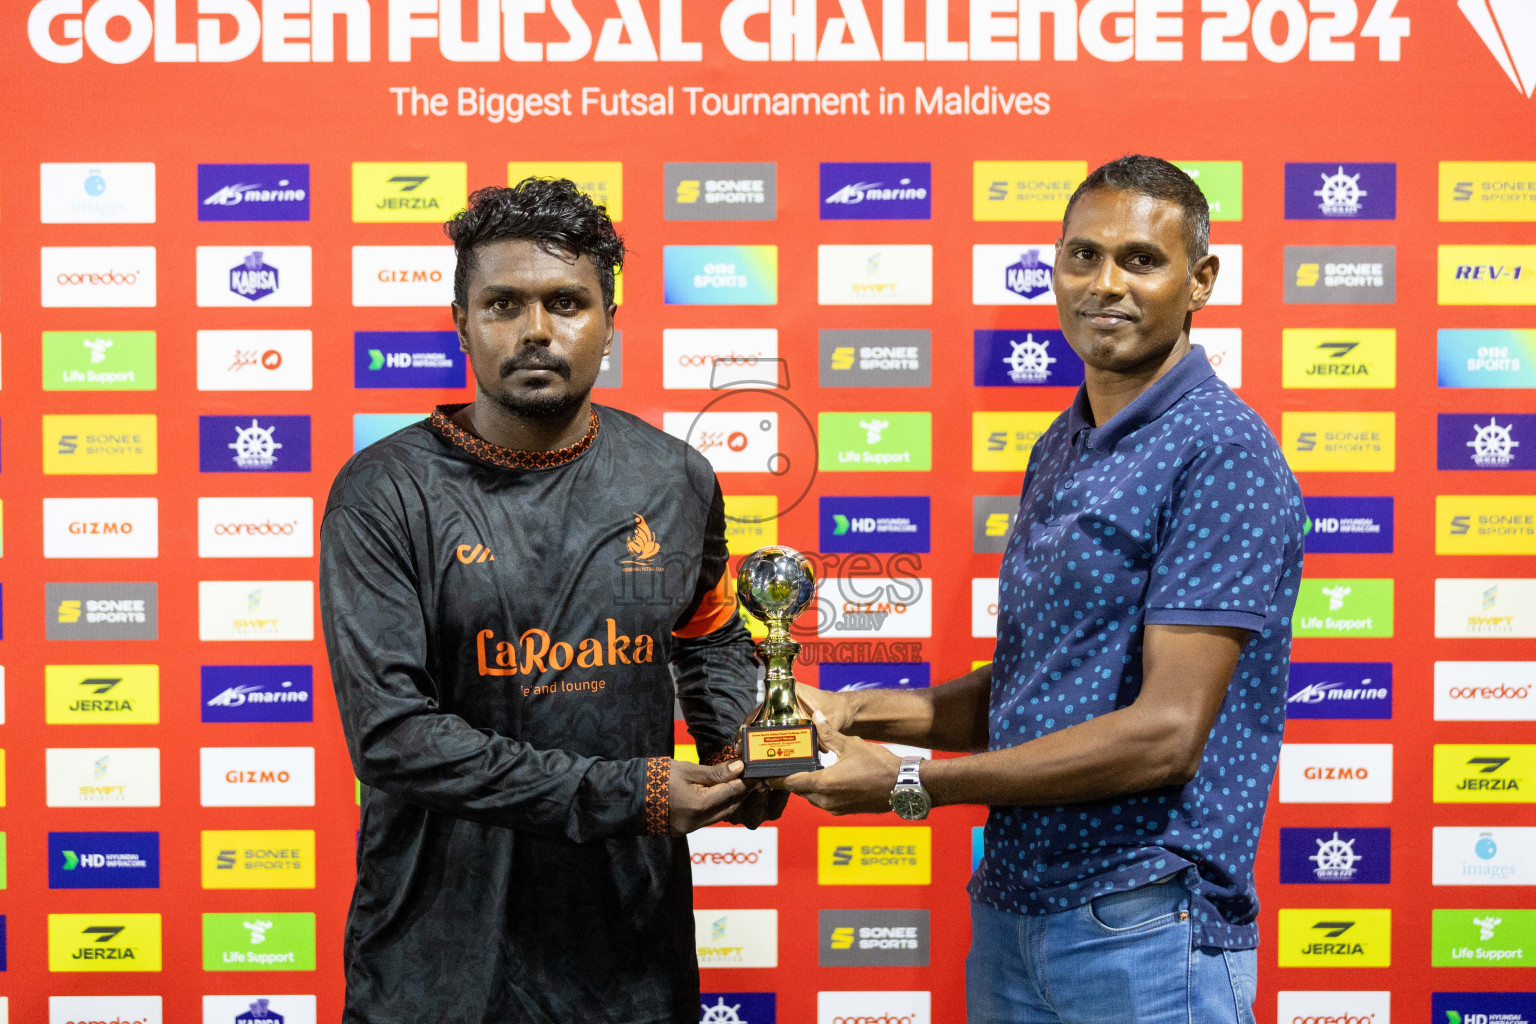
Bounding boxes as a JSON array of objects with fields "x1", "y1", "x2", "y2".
[
  {"x1": 1436, "y1": 662, "x2": 1536, "y2": 721},
  {"x1": 41, "y1": 247, "x2": 157, "y2": 307},
  {"x1": 817, "y1": 991, "x2": 930, "y2": 1024},
  {"x1": 687, "y1": 827, "x2": 778, "y2": 886},
  {"x1": 1275, "y1": 987, "x2": 1389, "y2": 1024},
  {"x1": 663, "y1": 329, "x2": 778, "y2": 390},
  {"x1": 198, "y1": 498, "x2": 313, "y2": 559}
]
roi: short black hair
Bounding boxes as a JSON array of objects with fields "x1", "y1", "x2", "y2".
[
  {"x1": 444, "y1": 178, "x2": 626, "y2": 310},
  {"x1": 1061, "y1": 155, "x2": 1209, "y2": 268}
]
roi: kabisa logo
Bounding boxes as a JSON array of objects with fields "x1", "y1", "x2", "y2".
[
  {"x1": 201, "y1": 994, "x2": 319, "y2": 1024},
  {"x1": 1302, "y1": 496, "x2": 1393, "y2": 554},
  {"x1": 1286, "y1": 662, "x2": 1392, "y2": 719},
  {"x1": 1434, "y1": 661, "x2": 1536, "y2": 722},
  {"x1": 1432, "y1": 991, "x2": 1536, "y2": 1024},
  {"x1": 354, "y1": 331, "x2": 466, "y2": 389},
  {"x1": 199, "y1": 416, "x2": 311, "y2": 473},
  {"x1": 1276, "y1": 909, "x2": 1390, "y2": 966},
  {"x1": 818, "y1": 826, "x2": 931, "y2": 884},
  {"x1": 971, "y1": 245, "x2": 1059, "y2": 305},
  {"x1": 40, "y1": 162, "x2": 157, "y2": 224},
  {"x1": 820, "y1": 163, "x2": 931, "y2": 220},
  {"x1": 664, "y1": 245, "x2": 778, "y2": 305},
  {"x1": 1437, "y1": 496, "x2": 1536, "y2": 557},
  {"x1": 230, "y1": 251, "x2": 279, "y2": 301},
  {"x1": 202, "y1": 665, "x2": 314, "y2": 724},
  {"x1": 1432, "y1": 908, "x2": 1536, "y2": 967},
  {"x1": 198, "y1": 164, "x2": 310, "y2": 221},
  {"x1": 1278, "y1": 827, "x2": 1390, "y2": 884},
  {"x1": 45, "y1": 664, "x2": 159, "y2": 724},
  {"x1": 352, "y1": 162, "x2": 468, "y2": 223},
  {"x1": 1284, "y1": 246, "x2": 1396, "y2": 304},
  {"x1": 820, "y1": 497, "x2": 931, "y2": 553},
  {"x1": 665, "y1": 162, "x2": 776, "y2": 222},
  {"x1": 1434, "y1": 744, "x2": 1536, "y2": 803},
  {"x1": 1438, "y1": 413, "x2": 1533, "y2": 469},
  {"x1": 820, "y1": 663, "x2": 931, "y2": 692},
  {"x1": 1439, "y1": 329, "x2": 1536, "y2": 387},
  {"x1": 1459, "y1": 0, "x2": 1536, "y2": 97},
  {"x1": 820, "y1": 329, "x2": 931, "y2": 388},
  {"x1": 237, "y1": 999, "x2": 287, "y2": 1023},
  {"x1": 1281, "y1": 329, "x2": 1396, "y2": 388},
  {"x1": 1433, "y1": 826, "x2": 1536, "y2": 885},
  {"x1": 476, "y1": 620, "x2": 657, "y2": 680},
  {"x1": 197, "y1": 246, "x2": 311, "y2": 307},
  {"x1": 48, "y1": 913, "x2": 163, "y2": 972},
  {"x1": 1005, "y1": 248, "x2": 1052, "y2": 298},
  {"x1": 1284, "y1": 163, "x2": 1396, "y2": 220},
  {"x1": 1439, "y1": 245, "x2": 1536, "y2": 305},
  {"x1": 700, "y1": 992, "x2": 776, "y2": 1024},
  {"x1": 819, "y1": 909, "x2": 929, "y2": 966},
  {"x1": 45, "y1": 583, "x2": 158, "y2": 641},
  {"x1": 47, "y1": 831, "x2": 160, "y2": 889},
  {"x1": 201, "y1": 830, "x2": 316, "y2": 889},
  {"x1": 974, "y1": 330, "x2": 1084, "y2": 388}
]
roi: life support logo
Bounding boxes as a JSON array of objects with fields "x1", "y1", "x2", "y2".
[
  {"x1": 1432, "y1": 908, "x2": 1536, "y2": 967},
  {"x1": 43, "y1": 329, "x2": 157, "y2": 391},
  {"x1": 201, "y1": 912, "x2": 316, "y2": 972},
  {"x1": 818, "y1": 826, "x2": 931, "y2": 885}
]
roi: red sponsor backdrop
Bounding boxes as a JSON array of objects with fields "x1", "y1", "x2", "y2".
[{"x1": 2, "y1": 1, "x2": 1534, "y2": 1020}]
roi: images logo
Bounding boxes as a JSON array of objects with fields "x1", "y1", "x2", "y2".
[
  {"x1": 1278, "y1": 743, "x2": 1394, "y2": 803},
  {"x1": 818, "y1": 412, "x2": 932, "y2": 472},
  {"x1": 199, "y1": 416, "x2": 311, "y2": 473},
  {"x1": 820, "y1": 663, "x2": 931, "y2": 692},
  {"x1": 1432, "y1": 908, "x2": 1536, "y2": 966},
  {"x1": 818, "y1": 826, "x2": 931, "y2": 885},
  {"x1": 665, "y1": 162, "x2": 775, "y2": 221},
  {"x1": 819, "y1": 162, "x2": 931, "y2": 220},
  {"x1": 48, "y1": 913, "x2": 162, "y2": 972},
  {"x1": 43, "y1": 330, "x2": 156, "y2": 391},
  {"x1": 973, "y1": 161, "x2": 1086, "y2": 221},
  {"x1": 1276, "y1": 909, "x2": 1390, "y2": 967},
  {"x1": 45, "y1": 664, "x2": 159, "y2": 724},
  {"x1": 196, "y1": 246, "x2": 311, "y2": 307},
  {"x1": 1283, "y1": 412, "x2": 1395, "y2": 472},
  {"x1": 819, "y1": 329, "x2": 930, "y2": 388},
  {"x1": 41, "y1": 247, "x2": 157, "y2": 308},
  {"x1": 1279, "y1": 827, "x2": 1391, "y2": 884},
  {"x1": 1435, "y1": 578, "x2": 1536, "y2": 638},
  {"x1": 1435, "y1": 661, "x2": 1536, "y2": 721},
  {"x1": 198, "y1": 330, "x2": 313, "y2": 392},
  {"x1": 972, "y1": 496, "x2": 1018, "y2": 553},
  {"x1": 42, "y1": 497, "x2": 159, "y2": 559},
  {"x1": 1437, "y1": 495, "x2": 1536, "y2": 555},
  {"x1": 202, "y1": 912, "x2": 316, "y2": 971},
  {"x1": 1293, "y1": 578, "x2": 1393, "y2": 637},
  {"x1": 1458, "y1": 0, "x2": 1535, "y2": 97},
  {"x1": 1284, "y1": 246, "x2": 1396, "y2": 304},
  {"x1": 972, "y1": 411, "x2": 1057, "y2": 472},
  {"x1": 1174, "y1": 161, "x2": 1242, "y2": 220},
  {"x1": 693, "y1": 910, "x2": 777, "y2": 967},
  {"x1": 354, "y1": 331, "x2": 465, "y2": 389},
  {"x1": 820, "y1": 497, "x2": 930, "y2": 553},
  {"x1": 48, "y1": 831, "x2": 159, "y2": 889},
  {"x1": 1286, "y1": 663, "x2": 1392, "y2": 719},
  {"x1": 45, "y1": 582, "x2": 158, "y2": 641},
  {"x1": 1282, "y1": 329, "x2": 1395, "y2": 388},
  {"x1": 198, "y1": 164, "x2": 309, "y2": 221},
  {"x1": 200, "y1": 747, "x2": 316, "y2": 807},
  {"x1": 974, "y1": 330, "x2": 1085, "y2": 388},
  {"x1": 1434, "y1": 827, "x2": 1536, "y2": 885},
  {"x1": 818, "y1": 245, "x2": 933, "y2": 305},
  {"x1": 818, "y1": 909, "x2": 929, "y2": 966},
  {"x1": 971, "y1": 244, "x2": 1057, "y2": 305},
  {"x1": 198, "y1": 581, "x2": 315, "y2": 642},
  {"x1": 1439, "y1": 245, "x2": 1536, "y2": 305},
  {"x1": 687, "y1": 827, "x2": 778, "y2": 886},
  {"x1": 1303, "y1": 496, "x2": 1393, "y2": 554},
  {"x1": 1434, "y1": 744, "x2": 1535, "y2": 803},
  {"x1": 351, "y1": 245, "x2": 454, "y2": 307},
  {"x1": 353, "y1": 162, "x2": 468, "y2": 223},
  {"x1": 40, "y1": 163, "x2": 156, "y2": 224},
  {"x1": 202, "y1": 665, "x2": 314, "y2": 724},
  {"x1": 201, "y1": 830, "x2": 315, "y2": 889},
  {"x1": 1284, "y1": 163, "x2": 1396, "y2": 220},
  {"x1": 508, "y1": 162, "x2": 621, "y2": 219},
  {"x1": 664, "y1": 246, "x2": 777, "y2": 305},
  {"x1": 1439, "y1": 161, "x2": 1536, "y2": 221}
]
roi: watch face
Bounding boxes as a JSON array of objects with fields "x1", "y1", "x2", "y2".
[{"x1": 891, "y1": 788, "x2": 928, "y2": 819}]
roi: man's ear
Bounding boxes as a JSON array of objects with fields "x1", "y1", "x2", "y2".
[
  {"x1": 1187, "y1": 252, "x2": 1221, "y2": 312},
  {"x1": 452, "y1": 302, "x2": 469, "y2": 353},
  {"x1": 604, "y1": 305, "x2": 616, "y2": 356}
]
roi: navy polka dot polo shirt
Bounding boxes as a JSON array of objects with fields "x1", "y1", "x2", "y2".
[{"x1": 967, "y1": 345, "x2": 1306, "y2": 951}]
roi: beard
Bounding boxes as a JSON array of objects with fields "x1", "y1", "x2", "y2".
[{"x1": 472, "y1": 353, "x2": 590, "y2": 420}]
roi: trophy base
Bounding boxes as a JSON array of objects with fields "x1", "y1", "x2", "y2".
[{"x1": 740, "y1": 722, "x2": 822, "y2": 778}]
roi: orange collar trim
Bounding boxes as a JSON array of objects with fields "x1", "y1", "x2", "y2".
[{"x1": 430, "y1": 405, "x2": 599, "y2": 470}]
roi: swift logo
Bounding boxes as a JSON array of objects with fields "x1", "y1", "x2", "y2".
[
  {"x1": 456, "y1": 543, "x2": 495, "y2": 564},
  {"x1": 1459, "y1": 0, "x2": 1536, "y2": 97}
]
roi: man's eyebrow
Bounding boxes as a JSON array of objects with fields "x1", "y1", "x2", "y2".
[
  {"x1": 477, "y1": 282, "x2": 594, "y2": 300},
  {"x1": 1062, "y1": 236, "x2": 1171, "y2": 259}
]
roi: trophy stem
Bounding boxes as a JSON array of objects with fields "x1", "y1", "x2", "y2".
[{"x1": 757, "y1": 633, "x2": 804, "y2": 727}]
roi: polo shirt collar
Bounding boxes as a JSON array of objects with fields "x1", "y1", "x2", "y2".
[{"x1": 1066, "y1": 344, "x2": 1215, "y2": 451}]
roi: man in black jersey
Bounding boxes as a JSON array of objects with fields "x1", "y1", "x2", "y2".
[{"x1": 320, "y1": 179, "x2": 778, "y2": 1024}]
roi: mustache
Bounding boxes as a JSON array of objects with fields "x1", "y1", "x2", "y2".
[{"x1": 498, "y1": 352, "x2": 572, "y2": 379}]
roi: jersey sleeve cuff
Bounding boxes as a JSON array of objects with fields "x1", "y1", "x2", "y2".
[
  {"x1": 701, "y1": 744, "x2": 740, "y2": 766},
  {"x1": 1144, "y1": 607, "x2": 1268, "y2": 631},
  {"x1": 643, "y1": 756, "x2": 671, "y2": 836}
]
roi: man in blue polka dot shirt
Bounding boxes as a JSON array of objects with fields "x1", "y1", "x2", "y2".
[{"x1": 788, "y1": 155, "x2": 1306, "y2": 1023}]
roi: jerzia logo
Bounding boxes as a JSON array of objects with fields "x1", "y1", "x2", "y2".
[{"x1": 1460, "y1": 0, "x2": 1535, "y2": 97}]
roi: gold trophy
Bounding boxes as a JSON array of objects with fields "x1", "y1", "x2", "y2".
[{"x1": 736, "y1": 545, "x2": 822, "y2": 778}]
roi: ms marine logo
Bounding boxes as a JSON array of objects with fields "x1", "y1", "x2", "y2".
[{"x1": 621, "y1": 513, "x2": 664, "y2": 572}]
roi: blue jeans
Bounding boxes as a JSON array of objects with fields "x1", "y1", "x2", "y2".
[{"x1": 965, "y1": 882, "x2": 1258, "y2": 1024}]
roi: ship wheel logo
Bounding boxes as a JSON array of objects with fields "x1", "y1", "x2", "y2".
[
  {"x1": 1308, "y1": 831, "x2": 1363, "y2": 879},
  {"x1": 700, "y1": 997, "x2": 746, "y2": 1023},
  {"x1": 1467, "y1": 415, "x2": 1519, "y2": 467},
  {"x1": 1313, "y1": 166, "x2": 1367, "y2": 216},
  {"x1": 228, "y1": 418, "x2": 283, "y2": 469},
  {"x1": 1004, "y1": 334, "x2": 1057, "y2": 384}
]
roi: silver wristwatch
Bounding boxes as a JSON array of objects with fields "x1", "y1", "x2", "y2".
[{"x1": 890, "y1": 756, "x2": 931, "y2": 820}]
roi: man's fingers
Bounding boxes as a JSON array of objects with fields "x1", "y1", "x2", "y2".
[
  {"x1": 707, "y1": 759, "x2": 745, "y2": 783},
  {"x1": 698, "y1": 777, "x2": 749, "y2": 810},
  {"x1": 779, "y1": 770, "x2": 820, "y2": 795},
  {"x1": 815, "y1": 717, "x2": 855, "y2": 756}
]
